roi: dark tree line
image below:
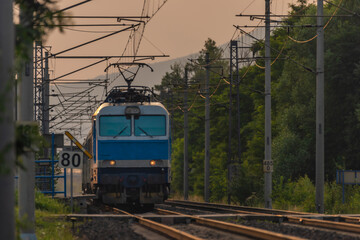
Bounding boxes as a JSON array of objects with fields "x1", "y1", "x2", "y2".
[{"x1": 155, "y1": 0, "x2": 360, "y2": 204}]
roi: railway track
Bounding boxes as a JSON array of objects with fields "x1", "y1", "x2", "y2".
[
  {"x1": 111, "y1": 206, "x2": 305, "y2": 240},
  {"x1": 68, "y1": 202, "x2": 307, "y2": 239},
  {"x1": 63, "y1": 200, "x2": 360, "y2": 239},
  {"x1": 111, "y1": 207, "x2": 202, "y2": 240},
  {"x1": 154, "y1": 208, "x2": 305, "y2": 240},
  {"x1": 164, "y1": 199, "x2": 309, "y2": 215},
  {"x1": 156, "y1": 200, "x2": 360, "y2": 239}
]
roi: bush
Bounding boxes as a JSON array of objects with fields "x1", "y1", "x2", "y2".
[
  {"x1": 325, "y1": 183, "x2": 360, "y2": 214},
  {"x1": 272, "y1": 175, "x2": 316, "y2": 212},
  {"x1": 273, "y1": 176, "x2": 360, "y2": 213}
]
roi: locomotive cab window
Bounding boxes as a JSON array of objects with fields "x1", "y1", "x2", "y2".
[
  {"x1": 99, "y1": 116, "x2": 131, "y2": 136},
  {"x1": 135, "y1": 115, "x2": 166, "y2": 136}
]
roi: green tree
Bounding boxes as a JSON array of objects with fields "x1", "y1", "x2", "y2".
[{"x1": 272, "y1": 0, "x2": 360, "y2": 183}]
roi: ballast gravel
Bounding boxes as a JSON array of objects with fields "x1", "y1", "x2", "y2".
[
  {"x1": 74, "y1": 218, "x2": 146, "y2": 240},
  {"x1": 232, "y1": 219, "x2": 360, "y2": 240}
]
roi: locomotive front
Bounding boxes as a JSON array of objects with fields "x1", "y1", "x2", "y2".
[{"x1": 85, "y1": 87, "x2": 171, "y2": 206}]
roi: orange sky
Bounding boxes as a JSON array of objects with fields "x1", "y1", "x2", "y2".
[{"x1": 44, "y1": 0, "x2": 296, "y2": 80}]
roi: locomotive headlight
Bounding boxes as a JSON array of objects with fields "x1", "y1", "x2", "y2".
[
  {"x1": 109, "y1": 160, "x2": 116, "y2": 166},
  {"x1": 150, "y1": 160, "x2": 156, "y2": 166}
]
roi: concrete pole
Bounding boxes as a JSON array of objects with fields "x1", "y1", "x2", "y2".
[
  {"x1": 316, "y1": 0, "x2": 325, "y2": 214},
  {"x1": 19, "y1": 3, "x2": 37, "y2": 239},
  {"x1": 228, "y1": 41, "x2": 234, "y2": 205},
  {"x1": 204, "y1": 53, "x2": 210, "y2": 202},
  {"x1": 0, "y1": 1, "x2": 15, "y2": 239},
  {"x1": 183, "y1": 68, "x2": 189, "y2": 200},
  {"x1": 236, "y1": 67, "x2": 241, "y2": 165},
  {"x1": 169, "y1": 89, "x2": 174, "y2": 139},
  {"x1": 264, "y1": 0, "x2": 272, "y2": 209}
]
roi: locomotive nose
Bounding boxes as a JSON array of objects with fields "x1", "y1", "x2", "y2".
[{"x1": 127, "y1": 175, "x2": 139, "y2": 186}]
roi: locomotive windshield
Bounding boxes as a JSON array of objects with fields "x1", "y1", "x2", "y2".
[
  {"x1": 135, "y1": 115, "x2": 166, "y2": 136},
  {"x1": 99, "y1": 116, "x2": 131, "y2": 136}
]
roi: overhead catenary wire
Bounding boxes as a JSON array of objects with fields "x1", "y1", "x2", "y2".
[
  {"x1": 49, "y1": 82, "x2": 102, "y2": 111},
  {"x1": 63, "y1": 27, "x2": 128, "y2": 34},
  {"x1": 254, "y1": 37, "x2": 288, "y2": 69},
  {"x1": 287, "y1": 0, "x2": 344, "y2": 43},
  {"x1": 235, "y1": 25, "x2": 316, "y2": 73},
  {"x1": 157, "y1": 23, "x2": 267, "y2": 118}
]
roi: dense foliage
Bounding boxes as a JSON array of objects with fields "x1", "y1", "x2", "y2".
[{"x1": 155, "y1": 0, "x2": 360, "y2": 207}]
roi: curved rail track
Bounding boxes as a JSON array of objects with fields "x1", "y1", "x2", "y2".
[
  {"x1": 112, "y1": 207, "x2": 202, "y2": 240},
  {"x1": 154, "y1": 208, "x2": 305, "y2": 240}
]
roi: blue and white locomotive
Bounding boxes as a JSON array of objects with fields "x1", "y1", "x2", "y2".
[{"x1": 82, "y1": 86, "x2": 171, "y2": 206}]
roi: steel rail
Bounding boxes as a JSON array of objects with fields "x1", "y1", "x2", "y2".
[
  {"x1": 287, "y1": 216, "x2": 360, "y2": 234},
  {"x1": 339, "y1": 216, "x2": 360, "y2": 224},
  {"x1": 112, "y1": 207, "x2": 203, "y2": 240},
  {"x1": 166, "y1": 199, "x2": 310, "y2": 215},
  {"x1": 159, "y1": 205, "x2": 360, "y2": 236},
  {"x1": 194, "y1": 217, "x2": 305, "y2": 240},
  {"x1": 164, "y1": 201, "x2": 255, "y2": 214},
  {"x1": 323, "y1": 215, "x2": 360, "y2": 224},
  {"x1": 155, "y1": 208, "x2": 305, "y2": 240}
]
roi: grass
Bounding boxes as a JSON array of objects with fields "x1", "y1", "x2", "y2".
[
  {"x1": 17, "y1": 191, "x2": 75, "y2": 240},
  {"x1": 34, "y1": 191, "x2": 74, "y2": 240},
  {"x1": 35, "y1": 210, "x2": 74, "y2": 240}
]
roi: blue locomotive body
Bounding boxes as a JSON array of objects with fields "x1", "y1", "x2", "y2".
[{"x1": 82, "y1": 87, "x2": 171, "y2": 205}]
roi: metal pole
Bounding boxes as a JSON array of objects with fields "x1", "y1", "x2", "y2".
[
  {"x1": 64, "y1": 166, "x2": 67, "y2": 198},
  {"x1": 19, "y1": 2, "x2": 37, "y2": 238},
  {"x1": 183, "y1": 68, "x2": 189, "y2": 200},
  {"x1": 316, "y1": 0, "x2": 325, "y2": 214},
  {"x1": 204, "y1": 53, "x2": 210, "y2": 202},
  {"x1": 43, "y1": 52, "x2": 50, "y2": 158},
  {"x1": 51, "y1": 133, "x2": 55, "y2": 197},
  {"x1": 0, "y1": 1, "x2": 15, "y2": 239},
  {"x1": 264, "y1": 0, "x2": 273, "y2": 209},
  {"x1": 71, "y1": 143, "x2": 74, "y2": 213}
]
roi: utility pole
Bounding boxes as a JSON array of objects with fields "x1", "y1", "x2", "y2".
[
  {"x1": 183, "y1": 68, "x2": 189, "y2": 200},
  {"x1": 316, "y1": 0, "x2": 325, "y2": 214},
  {"x1": 169, "y1": 88, "x2": 174, "y2": 138},
  {"x1": 19, "y1": 2, "x2": 37, "y2": 239},
  {"x1": 264, "y1": 0, "x2": 273, "y2": 209},
  {"x1": 236, "y1": 60, "x2": 241, "y2": 166},
  {"x1": 204, "y1": 52, "x2": 210, "y2": 202},
  {"x1": 0, "y1": 1, "x2": 15, "y2": 239},
  {"x1": 228, "y1": 50, "x2": 233, "y2": 205}
]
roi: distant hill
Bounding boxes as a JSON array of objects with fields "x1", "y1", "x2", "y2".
[{"x1": 88, "y1": 38, "x2": 256, "y2": 104}]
